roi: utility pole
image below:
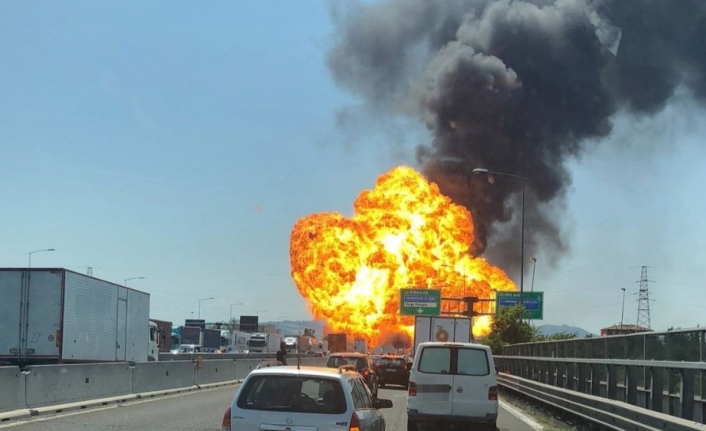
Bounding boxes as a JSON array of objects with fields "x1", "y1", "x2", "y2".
[
  {"x1": 635, "y1": 266, "x2": 654, "y2": 330},
  {"x1": 620, "y1": 288, "x2": 626, "y2": 330}
]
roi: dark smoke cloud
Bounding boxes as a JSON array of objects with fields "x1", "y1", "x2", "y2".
[{"x1": 326, "y1": 0, "x2": 706, "y2": 275}]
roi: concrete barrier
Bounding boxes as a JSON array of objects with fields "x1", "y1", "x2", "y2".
[
  {"x1": 132, "y1": 361, "x2": 195, "y2": 394},
  {"x1": 0, "y1": 366, "x2": 26, "y2": 413},
  {"x1": 234, "y1": 359, "x2": 262, "y2": 380},
  {"x1": 24, "y1": 363, "x2": 133, "y2": 408},
  {"x1": 195, "y1": 359, "x2": 235, "y2": 385}
]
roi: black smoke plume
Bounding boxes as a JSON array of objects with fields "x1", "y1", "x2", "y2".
[{"x1": 326, "y1": 0, "x2": 706, "y2": 275}]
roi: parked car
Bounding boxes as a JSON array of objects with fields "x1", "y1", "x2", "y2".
[
  {"x1": 221, "y1": 365, "x2": 393, "y2": 431},
  {"x1": 324, "y1": 352, "x2": 379, "y2": 399},
  {"x1": 406, "y1": 342, "x2": 498, "y2": 431},
  {"x1": 375, "y1": 354, "x2": 412, "y2": 388}
]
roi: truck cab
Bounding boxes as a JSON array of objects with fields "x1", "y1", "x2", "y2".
[
  {"x1": 247, "y1": 333, "x2": 269, "y2": 353},
  {"x1": 148, "y1": 321, "x2": 160, "y2": 361}
]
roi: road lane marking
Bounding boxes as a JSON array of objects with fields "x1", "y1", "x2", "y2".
[
  {"x1": 500, "y1": 400, "x2": 544, "y2": 431},
  {"x1": 0, "y1": 384, "x2": 240, "y2": 429}
]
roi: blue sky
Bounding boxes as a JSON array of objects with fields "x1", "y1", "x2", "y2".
[{"x1": 2, "y1": 1, "x2": 705, "y2": 333}]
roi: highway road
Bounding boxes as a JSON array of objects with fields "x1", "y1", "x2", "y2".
[{"x1": 0, "y1": 385, "x2": 538, "y2": 431}]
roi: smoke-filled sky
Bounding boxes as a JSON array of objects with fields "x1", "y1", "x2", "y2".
[
  {"x1": 326, "y1": 0, "x2": 706, "y2": 275},
  {"x1": 1, "y1": 1, "x2": 705, "y2": 333}
]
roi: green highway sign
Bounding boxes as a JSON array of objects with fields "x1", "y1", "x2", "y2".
[
  {"x1": 399, "y1": 289, "x2": 441, "y2": 316},
  {"x1": 496, "y1": 291, "x2": 544, "y2": 320}
]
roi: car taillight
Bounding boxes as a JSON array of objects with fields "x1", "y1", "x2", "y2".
[
  {"x1": 349, "y1": 411, "x2": 361, "y2": 431},
  {"x1": 488, "y1": 386, "x2": 498, "y2": 401},
  {"x1": 408, "y1": 381, "x2": 417, "y2": 396},
  {"x1": 221, "y1": 406, "x2": 231, "y2": 431}
]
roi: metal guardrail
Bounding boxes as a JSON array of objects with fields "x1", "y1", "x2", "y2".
[
  {"x1": 497, "y1": 372, "x2": 706, "y2": 431},
  {"x1": 495, "y1": 355, "x2": 706, "y2": 426},
  {"x1": 502, "y1": 327, "x2": 706, "y2": 362}
]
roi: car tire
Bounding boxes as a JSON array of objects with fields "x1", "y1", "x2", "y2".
[{"x1": 407, "y1": 418, "x2": 418, "y2": 431}]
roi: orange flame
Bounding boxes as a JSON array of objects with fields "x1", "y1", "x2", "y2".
[{"x1": 289, "y1": 166, "x2": 516, "y2": 345}]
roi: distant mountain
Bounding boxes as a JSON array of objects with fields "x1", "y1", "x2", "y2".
[
  {"x1": 263, "y1": 320, "x2": 324, "y2": 337},
  {"x1": 536, "y1": 324, "x2": 596, "y2": 338}
]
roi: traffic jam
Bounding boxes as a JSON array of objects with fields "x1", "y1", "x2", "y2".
[{"x1": 221, "y1": 309, "x2": 500, "y2": 431}]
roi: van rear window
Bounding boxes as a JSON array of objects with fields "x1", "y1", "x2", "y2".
[
  {"x1": 457, "y1": 348, "x2": 490, "y2": 376},
  {"x1": 418, "y1": 347, "x2": 451, "y2": 374}
]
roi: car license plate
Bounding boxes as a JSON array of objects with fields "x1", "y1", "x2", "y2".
[{"x1": 386, "y1": 368, "x2": 396, "y2": 372}]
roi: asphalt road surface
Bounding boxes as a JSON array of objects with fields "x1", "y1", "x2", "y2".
[{"x1": 1, "y1": 385, "x2": 537, "y2": 431}]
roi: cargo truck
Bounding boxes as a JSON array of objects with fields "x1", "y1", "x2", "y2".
[
  {"x1": 0, "y1": 268, "x2": 151, "y2": 365},
  {"x1": 181, "y1": 326, "x2": 201, "y2": 345},
  {"x1": 202, "y1": 328, "x2": 221, "y2": 352},
  {"x1": 327, "y1": 333, "x2": 354, "y2": 353},
  {"x1": 354, "y1": 338, "x2": 367, "y2": 353},
  {"x1": 150, "y1": 319, "x2": 172, "y2": 353},
  {"x1": 222, "y1": 330, "x2": 250, "y2": 353},
  {"x1": 247, "y1": 333, "x2": 282, "y2": 353},
  {"x1": 412, "y1": 316, "x2": 472, "y2": 355}
]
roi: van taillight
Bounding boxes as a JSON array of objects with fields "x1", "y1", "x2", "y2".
[
  {"x1": 408, "y1": 381, "x2": 417, "y2": 396},
  {"x1": 349, "y1": 411, "x2": 361, "y2": 431},
  {"x1": 488, "y1": 386, "x2": 498, "y2": 401},
  {"x1": 221, "y1": 406, "x2": 231, "y2": 431}
]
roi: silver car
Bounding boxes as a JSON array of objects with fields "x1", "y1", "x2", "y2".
[{"x1": 221, "y1": 365, "x2": 393, "y2": 431}]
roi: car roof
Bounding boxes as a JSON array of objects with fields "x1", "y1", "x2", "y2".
[
  {"x1": 329, "y1": 352, "x2": 366, "y2": 357},
  {"x1": 418, "y1": 341, "x2": 491, "y2": 350},
  {"x1": 248, "y1": 365, "x2": 358, "y2": 380}
]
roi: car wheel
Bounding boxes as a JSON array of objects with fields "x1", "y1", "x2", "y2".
[{"x1": 407, "y1": 418, "x2": 418, "y2": 431}]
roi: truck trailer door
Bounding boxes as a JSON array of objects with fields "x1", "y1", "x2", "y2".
[{"x1": 115, "y1": 292, "x2": 128, "y2": 361}]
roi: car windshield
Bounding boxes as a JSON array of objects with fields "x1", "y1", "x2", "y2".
[
  {"x1": 237, "y1": 375, "x2": 346, "y2": 414},
  {"x1": 326, "y1": 356, "x2": 367, "y2": 370}
]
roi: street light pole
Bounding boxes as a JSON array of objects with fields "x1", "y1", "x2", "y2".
[
  {"x1": 124, "y1": 276, "x2": 145, "y2": 287},
  {"x1": 28, "y1": 248, "x2": 56, "y2": 268},
  {"x1": 620, "y1": 288, "x2": 627, "y2": 330},
  {"x1": 473, "y1": 168, "x2": 528, "y2": 315},
  {"x1": 230, "y1": 303, "x2": 243, "y2": 321},
  {"x1": 530, "y1": 257, "x2": 537, "y2": 293},
  {"x1": 198, "y1": 297, "x2": 215, "y2": 320}
]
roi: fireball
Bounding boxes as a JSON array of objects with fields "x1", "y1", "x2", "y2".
[{"x1": 289, "y1": 166, "x2": 516, "y2": 345}]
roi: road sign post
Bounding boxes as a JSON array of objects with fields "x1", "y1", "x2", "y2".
[
  {"x1": 495, "y1": 291, "x2": 544, "y2": 320},
  {"x1": 399, "y1": 289, "x2": 441, "y2": 316}
]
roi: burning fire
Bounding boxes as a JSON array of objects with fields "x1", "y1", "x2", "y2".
[{"x1": 289, "y1": 166, "x2": 516, "y2": 345}]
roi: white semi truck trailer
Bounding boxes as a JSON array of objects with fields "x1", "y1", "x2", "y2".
[{"x1": 0, "y1": 268, "x2": 151, "y2": 365}]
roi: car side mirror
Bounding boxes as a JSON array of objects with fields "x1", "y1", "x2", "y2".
[
  {"x1": 375, "y1": 398, "x2": 393, "y2": 409},
  {"x1": 406, "y1": 363, "x2": 412, "y2": 370},
  {"x1": 495, "y1": 366, "x2": 499, "y2": 375}
]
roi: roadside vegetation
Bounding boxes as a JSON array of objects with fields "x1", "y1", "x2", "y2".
[{"x1": 481, "y1": 305, "x2": 580, "y2": 355}]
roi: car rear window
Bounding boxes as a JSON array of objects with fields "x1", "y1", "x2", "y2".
[
  {"x1": 378, "y1": 358, "x2": 405, "y2": 366},
  {"x1": 418, "y1": 347, "x2": 451, "y2": 374},
  {"x1": 326, "y1": 356, "x2": 367, "y2": 370},
  {"x1": 457, "y1": 348, "x2": 490, "y2": 376},
  {"x1": 237, "y1": 375, "x2": 347, "y2": 414}
]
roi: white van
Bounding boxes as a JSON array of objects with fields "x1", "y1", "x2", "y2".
[{"x1": 406, "y1": 342, "x2": 498, "y2": 431}]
